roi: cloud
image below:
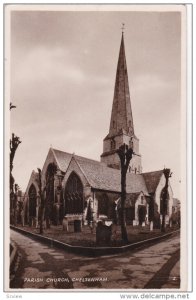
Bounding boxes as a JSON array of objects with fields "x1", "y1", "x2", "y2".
[
  {"x1": 133, "y1": 73, "x2": 172, "y2": 90},
  {"x1": 12, "y1": 46, "x2": 85, "y2": 83}
]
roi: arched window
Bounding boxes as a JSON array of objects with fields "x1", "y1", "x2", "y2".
[
  {"x1": 28, "y1": 184, "x2": 37, "y2": 217},
  {"x1": 64, "y1": 173, "x2": 83, "y2": 214}
]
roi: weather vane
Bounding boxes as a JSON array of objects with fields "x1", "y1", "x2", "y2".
[{"x1": 121, "y1": 23, "x2": 125, "y2": 33}]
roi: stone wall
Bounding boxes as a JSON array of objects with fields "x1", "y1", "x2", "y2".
[{"x1": 101, "y1": 133, "x2": 142, "y2": 174}]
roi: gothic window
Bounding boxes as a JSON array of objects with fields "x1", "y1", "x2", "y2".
[
  {"x1": 28, "y1": 184, "x2": 37, "y2": 217},
  {"x1": 72, "y1": 176, "x2": 78, "y2": 192},
  {"x1": 135, "y1": 167, "x2": 137, "y2": 174},
  {"x1": 64, "y1": 172, "x2": 83, "y2": 214},
  {"x1": 141, "y1": 195, "x2": 144, "y2": 204}
]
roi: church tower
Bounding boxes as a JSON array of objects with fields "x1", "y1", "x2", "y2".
[{"x1": 101, "y1": 32, "x2": 142, "y2": 174}]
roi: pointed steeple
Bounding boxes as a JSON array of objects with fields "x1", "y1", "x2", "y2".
[
  {"x1": 101, "y1": 32, "x2": 142, "y2": 174},
  {"x1": 109, "y1": 33, "x2": 134, "y2": 137}
]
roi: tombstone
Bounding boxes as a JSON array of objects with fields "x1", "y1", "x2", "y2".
[
  {"x1": 133, "y1": 220, "x2": 137, "y2": 226},
  {"x1": 96, "y1": 221, "x2": 112, "y2": 246},
  {"x1": 74, "y1": 220, "x2": 82, "y2": 232},
  {"x1": 62, "y1": 217, "x2": 69, "y2": 232},
  {"x1": 150, "y1": 221, "x2": 154, "y2": 231}
]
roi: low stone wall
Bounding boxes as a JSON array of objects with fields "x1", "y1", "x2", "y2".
[{"x1": 10, "y1": 225, "x2": 180, "y2": 257}]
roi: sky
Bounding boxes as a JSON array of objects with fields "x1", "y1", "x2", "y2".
[{"x1": 9, "y1": 6, "x2": 183, "y2": 198}]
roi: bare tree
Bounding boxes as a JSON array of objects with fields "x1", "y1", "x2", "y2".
[
  {"x1": 45, "y1": 162, "x2": 57, "y2": 228},
  {"x1": 117, "y1": 143, "x2": 133, "y2": 243},
  {"x1": 161, "y1": 168, "x2": 172, "y2": 232},
  {"x1": 10, "y1": 103, "x2": 21, "y2": 225},
  {"x1": 37, "y1": 168, "x2": 45, "y2": 234}
]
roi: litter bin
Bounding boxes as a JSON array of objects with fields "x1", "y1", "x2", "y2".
[{"x1": 74, "y1": 220, "x2": 82, "y2": 232}]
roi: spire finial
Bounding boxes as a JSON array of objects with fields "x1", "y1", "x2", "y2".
[{"x1": 121, "y1": 23, "x2": 125, "y2": 34}]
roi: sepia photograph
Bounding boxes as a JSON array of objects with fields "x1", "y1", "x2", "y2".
[{"x1": 4, "y1": 4, "x2": 189, "y2": 292}]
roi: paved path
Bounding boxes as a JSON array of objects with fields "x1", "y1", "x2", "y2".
[{"x1": 10, "y1": 229, "x2": 180, "y2": 290}]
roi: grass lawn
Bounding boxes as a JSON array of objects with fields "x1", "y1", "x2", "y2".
[{"x1": 15, "y1": 223, "x2": 180, "y2": 247}]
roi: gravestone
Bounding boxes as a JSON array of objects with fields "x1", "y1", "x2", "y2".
[{"x1": 96, "y1": 221, "x2": 112, "y2": 246}]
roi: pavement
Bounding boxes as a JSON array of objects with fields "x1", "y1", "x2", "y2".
[{"x1": 10, "y1": 229, "x2": 180, "y2": 290}]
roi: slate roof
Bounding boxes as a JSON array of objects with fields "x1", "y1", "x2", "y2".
[
  {"x1": 52, "y1": 149, "x2": 72, "y2": 172},
  {"x1": 52, "y1": 148, "x2": 149, "y2": 195},
  {"x1": 77, "y1": 156, "x2": 148, "y2": 194},
  {"x1": 142, "y1": 170, "x2": 163, "y2": 194}
]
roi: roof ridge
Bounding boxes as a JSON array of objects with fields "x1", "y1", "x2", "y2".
[
  {"x1": 51, "y1": 148, "x2": 64, "y2": 170},
  {"x1": 75, "y1": 155, "x2": 100, "y2": 164},
  {"x1": 71, "y1": 156, "x2": 92, "y2": 187},
  {"x1": 52, "y1": 148, "x2": 100, "y2": 164},
  {"x1": 52, "y1": 148, "x2": 72, "y2": 156}
]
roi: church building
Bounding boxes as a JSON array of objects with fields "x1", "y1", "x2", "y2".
[{"x1": 24, "y1": 33, "x2": 173, "y2": 228}]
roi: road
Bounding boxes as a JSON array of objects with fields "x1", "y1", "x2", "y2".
[{"x1": 10, "y1": 229, "x2": 180, "y2": 290}]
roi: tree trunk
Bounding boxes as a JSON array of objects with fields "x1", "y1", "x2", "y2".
[
  {"x1": 120, "y1": 172, "x2": 128, "y2": 243},
  {"x1": 37, "y1": 168, "x2": 46, "y2": 234},
  {"x1": 39, "y1": 206, "x2": 44, "y2": 234},
  {"x1": 46, "y1": 216, "x2": 50, "y2": 229},
  {"x1": 161, "y1": 213, "x2": 166, "y2": 232}
]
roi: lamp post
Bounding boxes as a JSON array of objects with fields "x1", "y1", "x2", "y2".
[
  {"x1": 161, "y1": 168, "x2": 172, "y2": 232},
  {"x1": 117, "y1": 143, "x2": 133, "y2": 243}
]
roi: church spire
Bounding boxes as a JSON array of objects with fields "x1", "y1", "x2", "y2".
[
  {"x1": 109, "y1": 32, "x2": 134, "y2": 137},
  {"x1": 101, "y1": 31, "x2": 142, "y2": 173}
]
